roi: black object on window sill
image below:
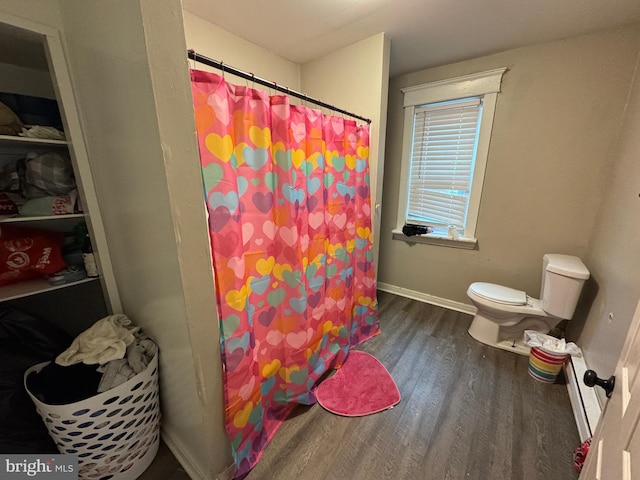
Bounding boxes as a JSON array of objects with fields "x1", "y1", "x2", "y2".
[{"x1": 402, "y1": 224, "x2": 433, "y2": 237}]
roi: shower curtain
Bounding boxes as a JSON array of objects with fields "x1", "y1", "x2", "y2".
[{"x1": 190, "y1": 70, "x2": 379, "y2": 477}]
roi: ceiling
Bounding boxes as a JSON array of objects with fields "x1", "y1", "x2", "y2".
[{"x1": 183, "y1": 0, "x2": 640, "y2": 77}]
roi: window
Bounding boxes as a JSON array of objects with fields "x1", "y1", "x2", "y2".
[
  {"x1": 394, "y1": 68, "x2": 506, "y2": 248},
  {"x1": 407, "y1": 97, "x2": 481, "y2": 229}
]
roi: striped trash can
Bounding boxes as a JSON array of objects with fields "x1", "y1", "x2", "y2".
[{"x1": 528, "y1": 346, "x2": 569, "y2": 383}]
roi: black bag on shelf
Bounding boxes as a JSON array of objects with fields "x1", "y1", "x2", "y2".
[
  {"x1": 0, "y1": 306, "x2": 72, "y2": 453},
  {"x1": 0, "y1": 93, "x2": 63, "y2": 129}
]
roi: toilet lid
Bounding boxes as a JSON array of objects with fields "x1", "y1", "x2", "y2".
[{"x1": 469, "y1": 282, "x2": 527, "y2": 305}]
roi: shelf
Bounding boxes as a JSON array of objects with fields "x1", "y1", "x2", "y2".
[
  {"x1": 0, "y1": 214, "x2": 85, "y2": 232},
  {"x1": 0, "y1": 276, "x2": 99, "y2": 302},
  {"x1": 0, "y1": 134, "x2": 68, "y2": 147}
]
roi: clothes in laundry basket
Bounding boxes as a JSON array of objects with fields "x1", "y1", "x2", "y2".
[
  {"x1": 55, "y1": 314, "x2": 140, "y2": 366},
  {"x1": 25, "y1": 362, "x2": 102, "y2": 405},
  {"x1": 96, "y1": 332, "x2": 158, "y2": 392},
  {"x1": 27, "y1": 315, "x2": 158, "y2": 408}
]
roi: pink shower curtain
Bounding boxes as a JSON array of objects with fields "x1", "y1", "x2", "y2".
[{"x1": 191, "y1": 70, "x2": 379, "y2": 477}]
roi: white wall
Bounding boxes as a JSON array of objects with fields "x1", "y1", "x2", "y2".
[
  {"x1": 57, "y1": 1, "x2": 231, "y2": 478},
  {"x1": 300, "y1": 33, "x2": 391, "y2": 272},
  {"x1": 183, "y1": 10, "x2": 300, "y2": 90}
]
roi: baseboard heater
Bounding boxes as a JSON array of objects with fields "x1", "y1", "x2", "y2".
[{"x1": 564, "y1": 355, "x2": 602, "y2": 442}]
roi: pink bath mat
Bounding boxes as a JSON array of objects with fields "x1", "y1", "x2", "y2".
[{"x1": 315, "y1": 350, "x2": 401, "y2": 416}]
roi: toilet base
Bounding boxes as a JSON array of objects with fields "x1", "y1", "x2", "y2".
[
  {"x1": 482, "y1": 337, "x2": 530, "y2": 356},
  {"x1": 468, "y1": 314, "x2": 556, "y2": 357}
]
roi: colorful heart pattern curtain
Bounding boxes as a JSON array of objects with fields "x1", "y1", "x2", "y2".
[{"x1": 190, "y1": 70, "x2": 379, "y2": 477}]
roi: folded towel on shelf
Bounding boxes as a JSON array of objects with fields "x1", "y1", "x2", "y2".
[
  {"x1": 18, "y1": 125, "x2": 65, "y2": 141},
  {"x1": 55, "y1": 314, "x2": 140, "y2": 366}
]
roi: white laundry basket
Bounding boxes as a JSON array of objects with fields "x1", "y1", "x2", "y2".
[{"x1": 24, "y1": 352, "x2": 161, "y2": 480}]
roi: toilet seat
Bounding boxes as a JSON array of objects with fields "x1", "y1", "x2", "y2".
[{"x1": 468, "y1": 282, "x2": 527, "y2": 306}]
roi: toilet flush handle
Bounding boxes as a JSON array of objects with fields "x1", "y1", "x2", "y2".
[{"x1": 583, "y1": 370, "x2": 615, "y2": 398}]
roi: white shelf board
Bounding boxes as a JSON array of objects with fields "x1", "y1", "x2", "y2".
[
  {"x1": 0, "y1": 214, "x2": 85, "y2": 232},
  {"x1": 0, "y1": 276, "x2": 99, "y2": 302},
  {"x1": 0, "y1": 214, "x2": 84, "y2": 223},
  {"x1": 0, "y1": 134, "x2": 67, "y2": 146}
]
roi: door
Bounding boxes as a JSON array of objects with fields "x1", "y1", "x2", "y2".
[{"x1": 580, "y1": 298, "x2": 640, "y2": 479}]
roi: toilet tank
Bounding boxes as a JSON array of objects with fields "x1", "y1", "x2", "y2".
[{"x1": 540, "y1": 254, "x2": 590, "y2": 319}]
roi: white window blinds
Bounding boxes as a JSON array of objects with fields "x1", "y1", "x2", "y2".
[{"x1": 406, "y1": 97, "x2": 482, "y2": 228}]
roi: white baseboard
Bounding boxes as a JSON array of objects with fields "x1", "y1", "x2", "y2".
[
  {"x1": 564, "y1": 355, "x2": 602, "y2": 442},
  {"x1": 377, "y1": 282, "x2": 477, "y2": 315}
]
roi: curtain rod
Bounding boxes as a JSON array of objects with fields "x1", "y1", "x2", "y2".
[{"x1": 188, "y1": 49, "x2": 372, "y2": 124}]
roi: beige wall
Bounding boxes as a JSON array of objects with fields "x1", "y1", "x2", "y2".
[
  {"x1": 58, "y1": 1, "x2": 231, "y2": 478},
  {"x1": 568, "y1": 49, "x2": 640, "y2": 401},
  {"x1": 379, "y1": 25, "x2": 640, "y2": 308},
  {"x1": 0, "y1": 63, "x2": 56, "y2": 98},
  {"x1": 301, "y1": 33, "x2": 391, "y2": 272},
  {"x1": 0, "y1": 1, "x2": 61, "y2": 98},
  {"x1": 183, "y1": 10, "x2": 300, "y2": 90},
  {"x1": 0, "y1": 0, "x2": 62, "y2": 28}
]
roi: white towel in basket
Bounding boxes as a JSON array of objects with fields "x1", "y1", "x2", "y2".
[{"x1": 55, "y1": 314, "x2": 140, "y2": 366}]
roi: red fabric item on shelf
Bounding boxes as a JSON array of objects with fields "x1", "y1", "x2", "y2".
[{"x1": 0, "y1": 225, "x2": 66, "y2": 285}]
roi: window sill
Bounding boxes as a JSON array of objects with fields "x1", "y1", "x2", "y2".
[{"x1": 391, "y1": 229, "x2": 477, "y2": 250}]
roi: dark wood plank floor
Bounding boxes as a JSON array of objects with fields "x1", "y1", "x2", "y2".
[{"x1": 144, "y1": 291, "x2": 580, "y2": 479}]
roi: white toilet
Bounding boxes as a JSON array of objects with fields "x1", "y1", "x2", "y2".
[{"x1": 467, "y1": 254, "x2": 590, "y2": 355}]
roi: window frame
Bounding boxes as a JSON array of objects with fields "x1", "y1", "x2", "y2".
[{"x1": 394, "y1": 67, "x2": 507, "y2": 249}]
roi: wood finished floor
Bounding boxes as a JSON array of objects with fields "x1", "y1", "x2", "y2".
[{"x1": 146, "y1": 291, "x2": 580, "y2": 480}]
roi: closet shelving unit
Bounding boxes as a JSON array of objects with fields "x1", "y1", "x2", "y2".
[
  {"x1": 0, "y1": 135, "x2": 99, "y2": 302},
  {"x1": 0, "y1": 14, "x2": 121, "y2": 321}
]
